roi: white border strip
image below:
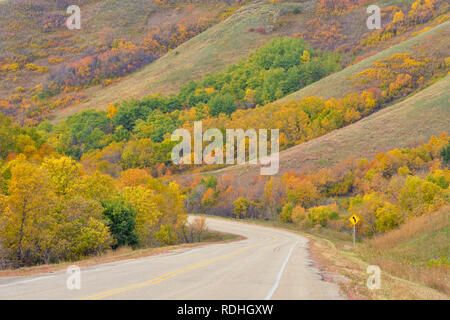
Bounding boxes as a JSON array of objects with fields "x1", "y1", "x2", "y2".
[{"x1": 265, "y1": 241, "x2": 298, "y2": 300}]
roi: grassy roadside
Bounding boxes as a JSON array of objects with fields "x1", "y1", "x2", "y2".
[
  {"x1": 197, "y1": 212, "x2": 449, "y2": 300},
  {"x1": 0, "y1": 230, "x2": 243, "y2": 278}
]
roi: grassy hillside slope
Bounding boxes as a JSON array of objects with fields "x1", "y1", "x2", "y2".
[
  {"x1": 51, "y1": 0, "x2": 317, "y2": 121},
  {"x1": 205, "y1": 20, "x2": 450, "y2": 182},
  {"x1": 52, "y1": 0, "x2": 427, "y2": 121},
  {"x1": 277, "y1": 19, "x2": 450, "y2": 102},
  {"x1": 0, "y1": 0, "x2": 240, "y2": 122},
  {"x1": 359, "y1": 205, "x2": 449, "y2": 295},
  {"x1": 212, "y1": 74, "x2": 450, "y2": 181}
]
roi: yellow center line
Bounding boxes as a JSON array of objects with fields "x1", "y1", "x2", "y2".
[{"x1": 81, "y1": 235, "x2": 279, "y2": 300}]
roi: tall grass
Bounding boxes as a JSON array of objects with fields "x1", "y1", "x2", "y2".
[{"x1": 361, "y1": 206, "x2": 450, "y2": 295}]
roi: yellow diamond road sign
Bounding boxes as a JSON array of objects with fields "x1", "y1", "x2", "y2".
[{"x1": 349, "y1": 214, "x2": 360, "y2": 226}]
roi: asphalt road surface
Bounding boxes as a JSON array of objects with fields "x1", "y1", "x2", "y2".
[{"x1": 0, "y1": 217, "x2": 344, "y2": 300}]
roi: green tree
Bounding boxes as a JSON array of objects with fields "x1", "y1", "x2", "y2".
[
  {"x1": 134, "y1": 110, "x2": 180, "y2": 143},
  {"x1": 208, "y1": 93, "x2": 236, "y2": 117},
  {"x1": 441, "y1": 142, "x2": 450, "y2": 166},
  {"x1": 204, "y1": 176, "x2": 218, "y2": 190},
  {"x1": 101, "y1": 199, "x2": 139, "y2": 249},
  {"x1": 0, "y1": 114, "x2": 17, "y2": 159},
  {"x1": 64, "y1": 110, "x2": 112, "y2": 158}
]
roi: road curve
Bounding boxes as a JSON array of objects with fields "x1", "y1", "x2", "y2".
[{"x1": 0, "y1": 218, "x2": 344, "y2": 300}]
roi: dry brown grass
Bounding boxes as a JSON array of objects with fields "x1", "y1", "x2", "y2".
[
  {"x1": 367, "y1": 256, "x2": 449, "y2": 296},
  {"x1": 360, "y1": 206, "x2": 450, "y2": 296}
]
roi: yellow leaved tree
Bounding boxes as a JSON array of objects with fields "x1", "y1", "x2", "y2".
[{"x1": 0, "y1": 161, "x2": 57, "y2": 267}]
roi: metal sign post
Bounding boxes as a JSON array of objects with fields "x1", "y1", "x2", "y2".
[{"x1": 349, "y1": 214, "x2": 360, "y2": 249}]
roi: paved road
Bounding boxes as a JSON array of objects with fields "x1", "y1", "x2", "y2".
[{"x1": 0, "y1": 218, "x2": 344, "y2": 300}]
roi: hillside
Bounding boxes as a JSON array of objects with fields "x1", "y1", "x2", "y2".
[
  {"x1": 360, "y1": 205, "x2": 449, "y2": 295},
  {"x1": 209, "y1": 74, "x2": 450, "y2": 181},
  {"x1": 49, "y1": 0, "x2": 433, "y2": 121},
  {"x1": 1, "y1": 0, "x2": 447, "y2": 124},
  {"x1": 50, "y1": 0, "x2": 318, "y2": 121},
  {"x1": 277, "y1": 19, "x2": 450, "y2": 102},
  {"x1": 0, "y1": 0, "x2": 244, "y2": 122},
  {"x1": 198, "y1": 19, "x2": 450, "y2": 183}
]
